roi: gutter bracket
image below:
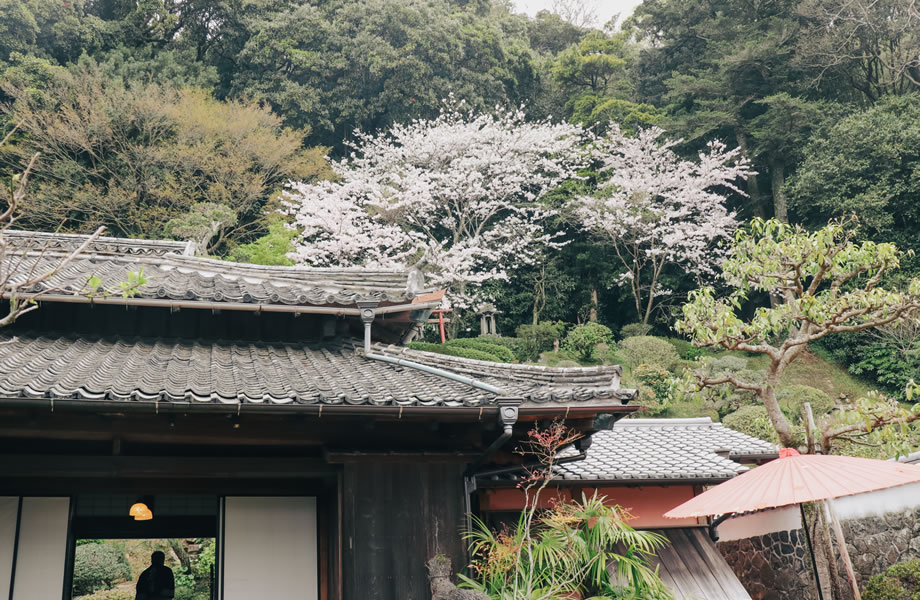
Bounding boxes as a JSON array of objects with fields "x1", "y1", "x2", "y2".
[{"x1": 356, "y1": 300, "x2": 379, "y2": 354}]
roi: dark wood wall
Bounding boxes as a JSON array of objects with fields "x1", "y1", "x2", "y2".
[{"x1": 342, "y1": 459, "x2": 467, "y2": 600}]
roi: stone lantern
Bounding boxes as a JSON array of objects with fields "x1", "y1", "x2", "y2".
[{"x1": 477, "y1": 303, "x2": 500, "y2": 337}]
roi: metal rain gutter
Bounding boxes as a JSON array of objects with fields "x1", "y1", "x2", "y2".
[{"x1": 10, "y1": 292, "x2": 443, "y2": 317}]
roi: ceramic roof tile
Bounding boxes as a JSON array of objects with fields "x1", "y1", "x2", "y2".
[
  {"x1": 0, "y1": 332, "x2": 637, "y2": 409},
  {"x1": 553, "y1": 418, "x2": 779, "y2": 482},
  {"x1": 2, "y1": 230, "x2": 427, "y2": 306}
]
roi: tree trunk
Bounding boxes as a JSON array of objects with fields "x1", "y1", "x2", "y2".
[
  {"x1": 589, "y1": 288, "x2": 598, "y2": 322},
  {"x1": 770, "y1": 159, "x2": 788, "y2": 223},
  {"x1": 762, "y1": 380, "x2": 796, "y2": 447},
  {"x1": 735, "y1": 131, "x2": 765, "y2": 218}
]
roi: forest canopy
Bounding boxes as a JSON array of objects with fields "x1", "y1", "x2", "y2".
[{"x1": 0, "y1": 0, "x2": 918, "y2": 338}]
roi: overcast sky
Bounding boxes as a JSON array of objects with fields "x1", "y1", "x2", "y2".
[{"x1": 512, "y1": 0, "x2": 643, "y2": 28}]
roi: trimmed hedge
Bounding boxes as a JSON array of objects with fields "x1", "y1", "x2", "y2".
[
  {"x1": 446, "y1": 338, "x2": 516, "y2": 362},
  {"x1": 722, "y1": 406, "x2": 779, "y2": 444},
  {"x1": 618, "y1": 336, "x2": 680, "y2": 371},
  {"x1": 777, "y1": 385, "x2": 835, "y2": 423},
  {"x1": 408, "y1": 341, "x2": 504, "y2": 362},
  {"x1": 485, "y1": 336, "x2": 529, "y2": 361}
]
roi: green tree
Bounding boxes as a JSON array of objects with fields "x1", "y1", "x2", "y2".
[
  {"x1": 225, "y1": 0, "x2": 540, "y2": 148},
  {"x1": 787, "y1": 94, "x2": 920, "y2": 262},
  {"x1": 3, "y1": 64, "x2": 330, "y2": 250},
  {"x1": 676, "y1": 218, "x2": 920, "y2": 447},
  {"x1": 630, "y1": 0, "x2": 812, "y2": 219}
]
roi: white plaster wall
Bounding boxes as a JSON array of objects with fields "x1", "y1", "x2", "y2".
[
  {"x1": 12, "y1": 497, "x2": 70, "y2": 600},
  {"x1": 223, "y1": 496, "x2": 318, "y2": 600},
  {"x1": 832, "y1": 481, "x2": 920, "y2": 520},
  {"x1": 0, "y1": 497, "x2": 18, "y2": 597},
  {"x1": 717, "y1": 506, "x2": 802, "y2": 542}
]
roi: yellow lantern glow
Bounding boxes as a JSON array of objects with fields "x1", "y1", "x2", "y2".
[{"x1": 129, "y1": 502, "x2": 153, "y2": 520}]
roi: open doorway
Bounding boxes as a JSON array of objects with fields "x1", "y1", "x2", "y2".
[
  {"x1": 69, "y1": 494, "x2": 219, "y2": 600},
  {"x1": 72, "y1": 538, "x2": 214, "y2": 600}
]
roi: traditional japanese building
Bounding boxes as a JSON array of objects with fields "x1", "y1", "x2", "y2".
[
  {"x1": 0, "y1": 230, "x2": 640, "y2": 600},
  {"x1": 475, "y1": 417, "x2": 779, "y2": 600}
]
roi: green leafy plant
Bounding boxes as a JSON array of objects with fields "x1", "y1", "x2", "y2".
[
  {"x1": 722, "y1": 406, "x2": 782, "y2": 444},
  {"x1": 563, "y1": 322, "x2": 613, "y2": 362},
  {"x1": 776, "y1": 385, "x2": 835, "y2": 424},
  {"x1": 72, "y1": 543, "x2": 131, "y2": 596},
  {"x1": 460, "y1": 421, "x2": 672, "y2": 600},
  {"x1": 863, "y1": 559, "x2": 920, "y2": 600},
  {"x1": 618, "y1": 336, "x2": 680, "y2": 371},
  {"x1": 408, "y1": 341, "x2": 505, "y2": 363},
  {"x1": 633, "y1": 364, "x2": 672, "y2": 415},
  {"x1": 620, "y1": 323, "x2": 653, "y2": 338},
  {"x1": 516, "y1": 321, "x2": 569, "y2": 362},
  {"x1": 445, "y1": 338, "x2": 516, "y2": 362}
]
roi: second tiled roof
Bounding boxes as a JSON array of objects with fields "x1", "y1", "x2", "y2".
[{"x1": 555, "y1": 418, "x2": 779, "y2": 482}]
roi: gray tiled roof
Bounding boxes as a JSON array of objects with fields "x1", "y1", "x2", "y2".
[
  {"x1": 3, "y1": 229, "x2": 194, "y2": 256},
  {"x1": 554, "y1": 418, "x2": 778, "y2": 482},
  {"x1": 372, "y1": 343, "x2": 638, "y2": 404},
  {"x1": 2, "y1": 231, "x2": 427, "y2": 306},
  {"x1": 0, "y1": 333, "x2": 636, "y2": 407},
  {"x1": 898, "y1": 451, "x2": 920, "y2": 464}
]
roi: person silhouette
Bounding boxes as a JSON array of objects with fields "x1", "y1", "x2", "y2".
[{"x1": 135, "y1": 551, "x2": 175, "y2": 600}]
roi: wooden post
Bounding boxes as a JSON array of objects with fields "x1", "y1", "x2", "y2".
[
  {"x1": 803, "y1": 402, "x2": 816, "y2": 455},
  {"x1": 826, "y1": 498, "x2": 861, "y2": 600}
]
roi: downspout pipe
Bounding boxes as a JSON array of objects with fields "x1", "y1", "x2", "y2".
[{"x1": 358, "y1": 300, "x2": 503, "y2": 395}]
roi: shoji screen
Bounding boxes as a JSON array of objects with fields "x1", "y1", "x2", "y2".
[
  {"x1": 0, "y1": 497, "x2": 18, "y2": 597},
  {"x1": 222, "y1": 497, "x2": 318, "y2": 600},
  {"x1": 11, "y1": 497, "x2": 71, "y2": 600}
]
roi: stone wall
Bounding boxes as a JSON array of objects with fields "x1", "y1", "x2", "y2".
[
  {"x1": 717, "y1": 507, "x2": 920, "y2": 600},
  {"x1": 840, "y1": 507, "x2": 920, "y2": 590},
  {"x1": 718, "y1": 530, "x2": 817, "y2": 600}
]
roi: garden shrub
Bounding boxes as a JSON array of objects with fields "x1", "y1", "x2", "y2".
[
  {"x1": 665, "y1": 337, "x2": 709, "y2": 360},
  {"x1": 516, "y1": 321, "x2": 568, "y2": 361},
  {"x1": 617, "y1": 336, "x2": 680, "y2": 371},
  {"x1": 848, "y1": 341, "x2": 920, "y2": 400},
  {"x1": 562, "y1": 322, "x2": 613, "y2": 362},
  {"x1": 445, "y1": 338, "x2": 515, "y2": 362},
  {"x1": 72, "y1": 543, "x2": 131, "y2": 596},
  {"x1": 633, "y1": 364, "x2": 671, "y2": 415},
  {"x1": 619, "y1": 322, "x2": 652, "y2": 338},
  {"x1": 864, "y1": 559, "x2": 920, "y2": 600},
  {"x1": 484, "y1": 336, "x2": 528, "y2": 361},
  {"x1": 711, "y1": 355, "x2": 749, "y2": 373},
  {"x1": 722, "y1": 406, "x2": 779, "y2": 444},
  {"x1": 408, "y1": 341, "x2": 504, "y2": 362},
  {"x1": 777, "y1": 385, "x2": 835, "y2": 423}
]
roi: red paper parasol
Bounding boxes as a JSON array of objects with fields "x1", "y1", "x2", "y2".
[{"x1": 665, "y1": 448, "x2": 920, "y2": 519}]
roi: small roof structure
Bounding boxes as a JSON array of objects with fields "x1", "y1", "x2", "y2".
[
  {"x1": 2, "y1": 229, "x2": 432, "y2": 309},
  {"x1": 554, "y1": 418, "x2": 778, "y2": 483}
]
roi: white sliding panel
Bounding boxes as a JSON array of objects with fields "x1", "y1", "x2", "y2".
[
  {"x1": 0, "y1": 497, "x2": 18, "y2": 597},
  {"x1": 12, "y1": 497, "x2": 70, "y2": 600},
  {"x1": 222, "y1": 497, "x2": 317, "y2": 600}
]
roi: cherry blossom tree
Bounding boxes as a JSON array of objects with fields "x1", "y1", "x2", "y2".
[
  {"x1": 574, "y1": 126, "x2": 752, "y2": 324},
  {"x1": 283, "y1": 100, "x2": 587, "y2": 316}
]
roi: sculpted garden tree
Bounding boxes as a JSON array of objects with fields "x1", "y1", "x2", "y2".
[
  {"x1": 574, "y1": 126, "x2": 750, "y2": 325},
  {"x1": 676, "y1": 218, "x2": 920, "y2": 447},
  {"x1": 283, "y1": 101, "x2": 585, "y2": 320}
]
